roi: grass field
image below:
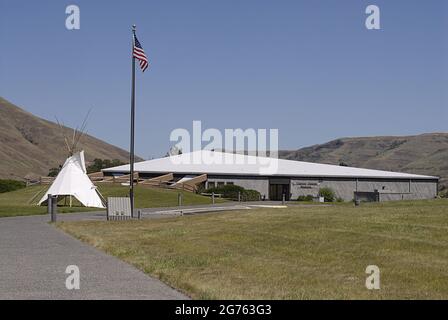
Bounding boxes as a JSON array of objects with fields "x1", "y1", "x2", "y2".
[
  {"x1": 0, "y1": 184, "x2": 224, "y2": 217},
  {"x1": 58, "y1": 199, "x2": 448, "y2": 299}
]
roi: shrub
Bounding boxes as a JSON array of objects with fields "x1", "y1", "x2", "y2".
[
  {"x1": 206, "y1": 184, "x2": 245, "y2": 199},
  {"x1": 204, "y1": 184, "x2": 260, "y2": 201},
  {"x1": 439, "y1": 189, "x2": 448, "y2": 199},
  {"x1": 336, "y1": 197, "x2": 344, "y2": 203},
  {"x1": 297, "y1": 195, "x2": 314, "y2": 202},
  {"x1": 48, "y1": 166, "x2": 61, "y2": 177},
  {"x1": 242, "y1": 189, "x2": 262, "y2": 201},
  {"x1": 86, "y1": 159, "x2": 126, "y2": 174},
  {"x1": 0, "y1": 179, "x2": 26, "y2": 193},
  {"x1": 318, "y1": 187, "x2": 335, "y2": 202}
]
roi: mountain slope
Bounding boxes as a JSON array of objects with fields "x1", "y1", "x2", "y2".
[
  {"x1": 280, "y1": 133, "x2": 448, "y2": 188},
  {"x1": 0, "y1": 97, "x2": 137, "y2": 180}
]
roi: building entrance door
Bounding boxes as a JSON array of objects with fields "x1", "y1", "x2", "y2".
[{"x1": 269, "y1": 178, "x2": 290, "y2": 201}]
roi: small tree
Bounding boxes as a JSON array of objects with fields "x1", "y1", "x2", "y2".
[
  {"x1": 86, "y1": 159, "x2": 125, "y2": 174},
  {"x1": 0, "y1": 180, "x2": 26, "y2": 193},
  {"x1": 319, "y1": 187, "x2": 335, "y2": 202},
  {"x1": 48, "y1": 165, "x2": 62, "y2": 177}
]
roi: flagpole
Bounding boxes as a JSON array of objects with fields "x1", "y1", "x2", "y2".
[{"x1": 129, "y1": 24, "x2": 136, "y2": 217}]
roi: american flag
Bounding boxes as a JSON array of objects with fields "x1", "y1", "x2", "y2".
[{"x1": 133, "y1": 34, "x2": 149, "y2": 72}]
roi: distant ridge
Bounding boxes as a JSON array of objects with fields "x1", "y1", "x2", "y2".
[
  {"x1": 0, "y1": 97, "x2": 140, "y2": 180},
  {"x1": 2, "y1": 97, "x2": 446, "y2": 189},
  {"x1": 280, "y1": 133, "x2": 448, "y2": 188}
]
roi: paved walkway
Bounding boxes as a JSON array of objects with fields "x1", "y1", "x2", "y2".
[
  {"x1": 0, "y1": 214, "x2": 187, "y2": 299},
  {"x1": 51, "y1": 201, "x2": 286, "y2": 221},
  {"x1": 0, "y1": 201, "x2": 321, "y2": 299}
]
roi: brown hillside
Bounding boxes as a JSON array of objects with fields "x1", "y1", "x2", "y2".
[
  {"x1": 0, "y1": 97, "x2": 139, "y2": 180},
  {"x1": 280, "y1": 133, "x2": 448, "y2": 188}
]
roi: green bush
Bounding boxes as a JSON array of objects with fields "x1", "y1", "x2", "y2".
[
  {"x1": 438, "y1": 189, "x2": 448, "y2": 199},
  {"x1": 206, "y1": 184, "x2": 245, "y2": 198},
  {"x1": 242, "y1": 189, "x2": 262, "y2": 201},
  {"x1": 319, "y1": 187, "x2": 335, "y2": 202},
  {"x1": 205, "y1": 184, "x2": 260, "y2": 201},
  {"x1": 86, "y1": 159, "x2": 126, "y2": 174},
  {"x1": 0, "y1": 179, "x2": 26, "y2": 193},
  {"x1": 297, "y1": 195, "x2": 314, "y2": 202},
  {"x1": 48, "y1": 166, "x2": 61, "y2": 177},
  {"x1": 336, "y1": 197, "x2": 344, "y2": 203}
]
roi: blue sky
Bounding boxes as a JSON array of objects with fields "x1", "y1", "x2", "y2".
[{"x1": 1, "y1": 0, "x2": 447, "y2": 159}]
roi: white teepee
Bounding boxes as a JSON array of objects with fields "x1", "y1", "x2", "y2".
[{"x1": 39, "y1": 150, "x2": 105, "y2": 208}]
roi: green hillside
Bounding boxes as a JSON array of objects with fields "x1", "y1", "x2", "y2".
[{"x1": 0, "y1": 184, "x2": 225, "y2": 218}]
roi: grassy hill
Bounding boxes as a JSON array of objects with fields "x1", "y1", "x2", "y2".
[
  {"x1": 280, "y1": 133, "x2": 448, "y2": 188},
  {"x1": 2, "y1": 96, "x2": 447, "y2": 189},
  {"x1": 0, "y1": 184, "x2": 224, "y2": 217},
  {"x1": 0, "y1": 97, "x2": 139, "y2": 180}
]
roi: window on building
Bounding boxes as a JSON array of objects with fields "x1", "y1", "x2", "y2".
[
  {"x1": 226, "y1": 182, "x2": 234, "y2": 185},
  {"x1": 217, "y1": 182, "x2": 225, "y2": 187},
  {"x1": 208, "y1": 181, "x2": 216, "y2": 188}
]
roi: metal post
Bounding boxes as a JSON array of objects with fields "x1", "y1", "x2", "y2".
[
  {"x1": 354, "y1": 194, "x2": 360, "y2": 206},
  {"x1": 48, "y1": 194, "x2": 53, "y2": 221},
  {"x1": 212, "y1": 192, "x2": 215, "y2": 205},
  {"x1": 238, "y1": 191, "x2": 241, "y2": 202},
  {"x1": 49, "y1": 194, "x2": 57, "y2": 223},
  {"x1": 129, "y1": 24, "x2": 137, "y2": 219},
  {"x1": 52, "y1": 196, "x2": 58, "y2": 222},
  {"x1": 282, "y1": 193, "x2": 285, "y2": 205},
  {"x1": 178, "y1": 192, "x2": 182, "y2": 207}
]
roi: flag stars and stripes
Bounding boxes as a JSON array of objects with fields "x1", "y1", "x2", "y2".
[{"x1": 133, "y1": 35, "x2": 149, "y2": 72}]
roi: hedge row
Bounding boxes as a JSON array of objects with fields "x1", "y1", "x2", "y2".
[
  {"x1": 0, "y1": 179, "x2": 26, "y2": 193},
  {"x1": 204, "y1": 184, "x2": 261, "y2": 201}
]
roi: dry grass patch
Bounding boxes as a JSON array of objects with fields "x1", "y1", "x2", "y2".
[{"x1": 58, "y1": 199, "x2": 448, "y2": 299}]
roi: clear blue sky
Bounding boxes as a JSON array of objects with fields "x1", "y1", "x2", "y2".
[{"x1": 1, "y1": 0, "x2": 447, "y2": 159}]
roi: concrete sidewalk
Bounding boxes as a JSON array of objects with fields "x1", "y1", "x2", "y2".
[
  {"x1": 0, "y1": 214, "x2": 187, "y2": 300},
  {"x1": 0, "y1": 201, "x2": 302, "y2": 299},
  {"x1": 53, "y1": 201, "x2": 263, "y2": 221}
]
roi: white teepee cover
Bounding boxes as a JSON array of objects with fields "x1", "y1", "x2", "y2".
[{"x1": 39, "y1": 151, "x2": 105, "y2": 208}]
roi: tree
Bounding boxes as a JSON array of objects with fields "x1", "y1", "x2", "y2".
[
  {"x1": 48, "y1": 165, "x2": 62, "y2": 177},
  {"x1": 166, "y1": 146, "x2": 182, "y2": 157},
  {"x1": 0, "y1": 179, "x2": 26, "y2": 193},
  {"x1": 319, "y1": 187, "x2": 335, "y2": 202},
  {"x1": 86, "y1": 159, "x2": 125, "y2": 174}
]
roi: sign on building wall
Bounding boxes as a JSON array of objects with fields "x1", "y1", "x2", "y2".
[{"x1": 292, "y1": 180, "x2": 320, "y2": 189}]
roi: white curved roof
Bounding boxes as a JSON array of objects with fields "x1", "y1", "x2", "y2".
[{"x1": 103, "y1": 150, "x2": 438, "y2": 180}]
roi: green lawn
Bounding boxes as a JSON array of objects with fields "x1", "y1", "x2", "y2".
[
  {"x1": 0, "y1": 184, "x2": 224, "y2": 217},
  {"x1": 58, "y1": 199, "x2": 448, "y2": 299}
]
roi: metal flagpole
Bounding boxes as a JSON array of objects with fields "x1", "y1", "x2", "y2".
[{"x1": 129, "y1": 24, "x2": 136, "y2": 218}]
